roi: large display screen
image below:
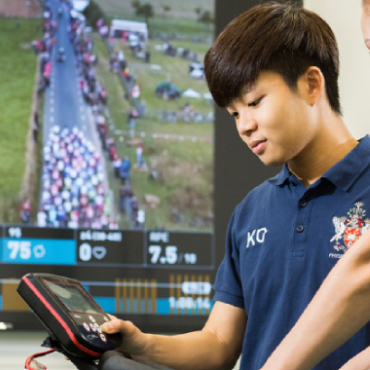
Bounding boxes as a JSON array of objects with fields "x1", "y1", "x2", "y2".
[{"x1": 0, "y1": 0, "x2": 216, "y2": 332}]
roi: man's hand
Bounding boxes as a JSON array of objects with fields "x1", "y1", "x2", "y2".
[
  {"x1": 101, "y1": 319, "x2": 148, "y2": 357},
  {"x1": 100, "y1": 302, "x2": 246, "y2": 370}
]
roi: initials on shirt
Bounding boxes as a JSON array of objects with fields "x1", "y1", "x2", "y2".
[{"x1": 246, "y1": 228, "x2": 268, "y2": 248}]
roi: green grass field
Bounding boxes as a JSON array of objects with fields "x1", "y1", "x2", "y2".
[
  {"x1": 119, "y1": 41, "x2": 211, "y2": 112},
  {"x1": 93, "y1": 36, "x2": 214, "y2": 230},
  {"x1": 94, "y1": 0, "x2": 214, "y2": 38},
  {"x1": 94, "y1": 0, "x2": 214, "y2": 21},
  {"x1": 0, "y1": 18, "x2": 42, "y2": 222}
]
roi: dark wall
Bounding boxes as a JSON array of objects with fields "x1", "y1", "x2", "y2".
[{"x1": 213, "y1": 0, "x2": 303, "y2": 268}]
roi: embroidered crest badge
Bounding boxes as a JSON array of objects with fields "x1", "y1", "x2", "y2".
[{"x1": 330, "y1": 202, "x2": 370, "y2": 253}]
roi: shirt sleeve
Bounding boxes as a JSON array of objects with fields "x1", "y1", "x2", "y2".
[{"x1": 214, "y1": 209, "x2": 244, "y2": 309}]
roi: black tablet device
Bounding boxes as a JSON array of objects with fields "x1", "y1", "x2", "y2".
[{"x1": 17, "y1": 273, "x2": 122, "y2": 360}]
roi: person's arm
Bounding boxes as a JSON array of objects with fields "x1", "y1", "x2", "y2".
[
  {"x1": 260, "y1": 228, "x2": 370, "y2": 370},
  {"x1": 339, "y1": 346, "x2": 370, "y2": 370},
  {"x1": 102, "y1": 301, "x2": 247, "y2": 370}
]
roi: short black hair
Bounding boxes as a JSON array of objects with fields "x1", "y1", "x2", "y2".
[{"x1": 204, "y1": 2, "x2": 341, "y2": 114}]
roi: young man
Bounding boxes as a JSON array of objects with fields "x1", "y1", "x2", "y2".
[
  {"x1": 362, "y1": 0, "x2": 370, "y2": 49},
  {"x1": 101, "y1": 2, "x2": 370, "y2": 369},
  {"x1": 259, "y1": 2, "x2": 370, "y2": 369}
]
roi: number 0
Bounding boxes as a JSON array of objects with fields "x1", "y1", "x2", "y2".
[{"x1": 79, "y1": 243, "x2": 92, "y2": 261}]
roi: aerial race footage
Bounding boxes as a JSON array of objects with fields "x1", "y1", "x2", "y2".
[{"x1": 0, "y1": 0, "x2": 215, "y2": 231}]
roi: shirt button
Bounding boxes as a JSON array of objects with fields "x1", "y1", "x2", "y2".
[
  {"x1": 299, "y1": 200, "x2": 307, "y2": 208},
  {"x1": 296, "y1": 225, "x2": 304, "y2": 233}
]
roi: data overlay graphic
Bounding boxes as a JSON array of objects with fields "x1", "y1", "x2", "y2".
[{"x1": 0, "y1": 226, "x2": 215, "y2": 329}]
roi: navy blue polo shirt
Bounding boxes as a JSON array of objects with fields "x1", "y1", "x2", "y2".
[{"x1": 214, "y1": 135, "x2": 370, "y2": 370}]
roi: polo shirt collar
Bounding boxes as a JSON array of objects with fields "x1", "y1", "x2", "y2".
[
  {"x1": 268, "y1": 164, "x2": 290, "y2": 186},
  {"x1": 268, "y1": 135, "x2": 370, "y2": 190},
  {"x1": 322, "y1": 135, "x2": 370, "y2": 191}
]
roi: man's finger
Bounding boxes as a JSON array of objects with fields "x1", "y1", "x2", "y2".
[
  {"x1": 101, "y1": 319, "x2": 138, "y2": 338},
  {"x1": 101, "y1": 318, "x2": 128, "y2": 334}
]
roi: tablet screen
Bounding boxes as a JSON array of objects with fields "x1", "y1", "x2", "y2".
[{"x1": 45, "y1": 280, "x2": 99, "y2": 314}]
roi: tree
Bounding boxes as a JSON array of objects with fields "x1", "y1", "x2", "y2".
[
  {"x1": 194, "y1": 7, "x2": 202, "y2": 19},
  {"x1": 131, "y1": 1, "x2": 154, "y2": 24},
  {"x1": 131, "y1": 0, "x2": 140, "y2": 11},
  {"x1": 163, "y1": 5, "x2": 171, "y2": 17},
  {"x1": 83, "y1": 0, "x2": 106, "y2": 28},
  {"x1": 198, "y1": 10, "x2": 214, "y2": 28}
]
